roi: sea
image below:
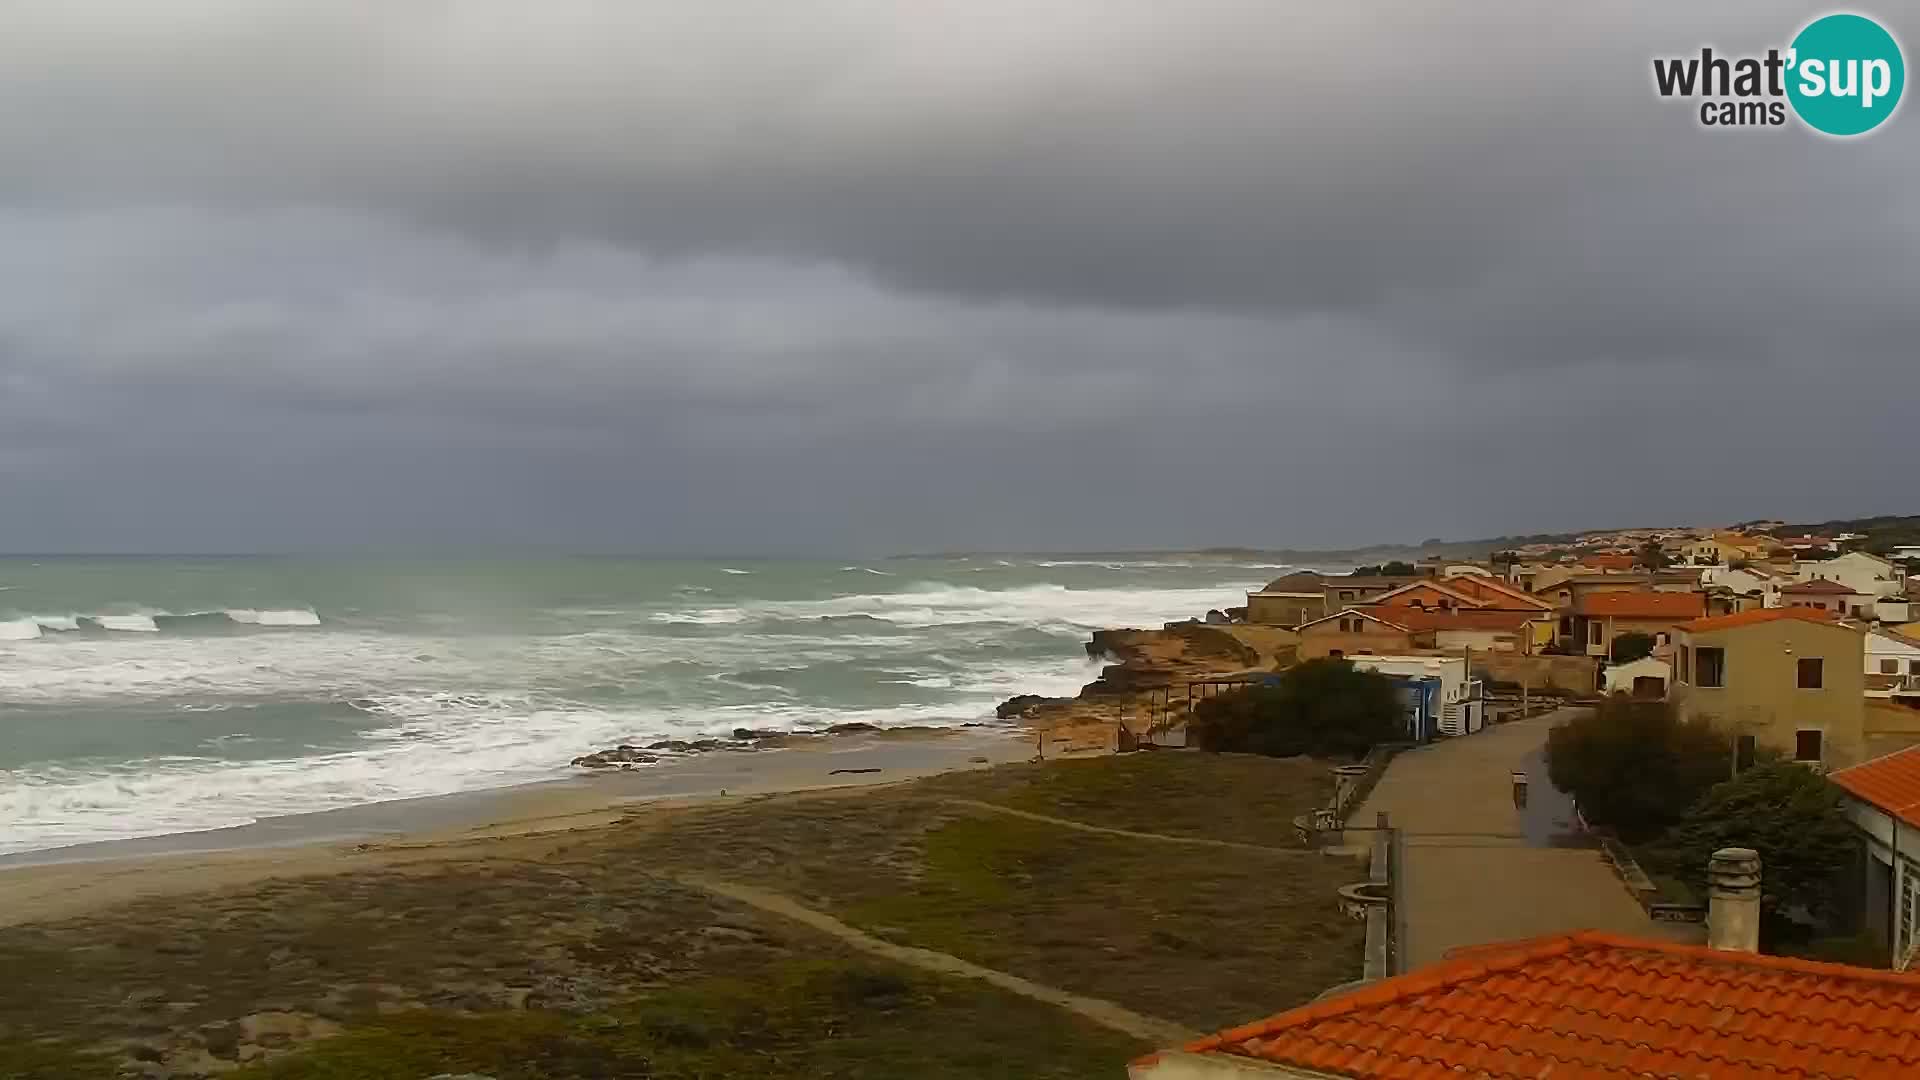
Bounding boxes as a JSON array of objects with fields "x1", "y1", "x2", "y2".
[{"x1": 0, "y1": 555, "x2": 1291, "y2": 857}]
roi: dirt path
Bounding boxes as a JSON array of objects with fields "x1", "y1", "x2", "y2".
[
  {"x1": 945, "y1": 799, "x2": 1312, "y2": 857},
  {"x1": 679, "y1": 874, "x2": 1196, "y2": 1046}
]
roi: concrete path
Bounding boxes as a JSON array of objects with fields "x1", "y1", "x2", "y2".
[
  {"x1": 680, "y1": 874, "x2": 1196, "y2": 1045},
  {"x1": 1349, "y1": 709, "x2": 1702, "y2": 968}
]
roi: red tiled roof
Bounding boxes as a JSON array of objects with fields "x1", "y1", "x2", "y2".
[
  {"x1": 1152, "y1": 930, "x2": 1920, "y2": 1079},
  {"x1": 1578, "y1": 553, "x2": 1638, "y2": 570},
  {"x1": 1677, "y1": 607, "x2": 1850, "y2": 633},
  {"x1": 1354, "y1": 605, "x2": 1542, "y2": 633},
  {"x1": 1442, "y1": 574, "x2": 1556, "y2": 610},
  {"x1": 1832, "y1": 745, "x2": 1920, "y2": 829},
  {"x1": 1782, "y1": 578, "x2": 1860, "y2": 595},
  {"x1": 1572, "y1": 590, "x2": 1706, "y2": 619}
]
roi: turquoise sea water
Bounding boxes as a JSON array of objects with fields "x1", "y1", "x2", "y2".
[{"x1": 0, "y1": 555, "x2": 1281, "y2": 855}]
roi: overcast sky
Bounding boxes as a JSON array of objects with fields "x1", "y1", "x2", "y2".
[{"x1": 1, "y1": 2, "x2": 1915, "y2": 555}]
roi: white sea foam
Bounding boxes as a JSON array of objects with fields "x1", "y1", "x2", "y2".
[
  {"x1": 0, "y1": 618, "x2": 41, "y2": 641},
  {"x1": 33, "y1": 615, "x2": 81, "y2": 632},
  {"x1": 91, "y1": 614, "x2": 160, "y2": 633},
  {"x1": 0, "y1": 567, "x2": 1247, "y2": 857},
  {"x1": 227, "y1": 608, "x2": 323, "y2": 626},
  {"x1": 655, "y1": 580, "x2": 1261, "y2": 634},
  {"x1": 720, "y1": 567, "x2": 752, "y2": 575}
]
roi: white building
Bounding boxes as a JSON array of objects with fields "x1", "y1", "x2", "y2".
[
  {"x1": 1797, "y1": 551, "x2": 1905, "y2": 600},
  {"x1": 1835, "y1": 748, "x2": 1920, "y2": 965},
  {"x1": 1869, "y1": 629, "x2": 1920, "y2": 691},
  {"x1": 1601, "y1": 655, "x2": 1671, "y2": 697},
  {"x1": 1345, "y1": 654, "x2": 1484, "y2": 737},
  {"x1": 1702, "y1": 565, "x2": 1787, "y2": 607}
]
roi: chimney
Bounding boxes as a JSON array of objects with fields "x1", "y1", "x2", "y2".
[{"x1": 1706, "y1": 847, "x2": 1761, "y2": 953}]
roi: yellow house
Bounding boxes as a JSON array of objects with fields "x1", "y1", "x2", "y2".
[{"x1": 1670, "y1": 607, "x2": 1867, "y2": 770}]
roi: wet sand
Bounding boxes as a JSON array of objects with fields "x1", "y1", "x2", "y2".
[{"x1": 0, "y1": 727, "x2": 1034, "y2": 928}]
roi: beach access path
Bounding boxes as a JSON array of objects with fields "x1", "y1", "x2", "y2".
[{"x1": 1348, "y1": 707, "x2": 1701, "y2": 968}]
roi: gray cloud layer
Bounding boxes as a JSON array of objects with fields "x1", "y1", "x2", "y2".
[{"x1": 1, "y1": 2, "x2": 1915, "y2": 553}]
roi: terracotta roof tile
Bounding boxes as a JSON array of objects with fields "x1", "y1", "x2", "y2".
[
  {"x1": 1782, "y1": 578, "x2": 1861, "y2": 595},
  {"x1": 1353, "y1": 605, "x2": 1543, "y2": 633},
  {"x1": 1833, "y1": 745, "x2": 1920, "y2": 830},
  {"x1": 1147, "y1": 931, "x2": 1920, "y2": 1079},
  {"x1": 1572, "y1": 590, "x2": 1706, "y2": 619},
  {"x1": 1677, "y1": 607, "x2": 1854, "y2": 633}
]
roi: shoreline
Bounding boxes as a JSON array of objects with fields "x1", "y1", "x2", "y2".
[{"x1": 0, "y1": 726, "x2": 1036, "y2": 927}]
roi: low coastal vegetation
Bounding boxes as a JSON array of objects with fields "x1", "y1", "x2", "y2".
[
  {"x1": 1546, "y1": 699, "x2": 1856, "y2": 951},
  {"x1": 0, "y1": 752, "x2": 1362, "y2": 1078},
  {"x1": 1186, "y1": 659, "x2": 1401, "y2": 759}
]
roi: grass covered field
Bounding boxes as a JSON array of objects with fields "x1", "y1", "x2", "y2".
[{"x1": 0, "y1": 752, "x2": 1360, "y2": 1078}]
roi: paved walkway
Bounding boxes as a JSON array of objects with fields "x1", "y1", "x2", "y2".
[{"x1": 1349, "y1": 709, "x2": 1702, "y2": 968}]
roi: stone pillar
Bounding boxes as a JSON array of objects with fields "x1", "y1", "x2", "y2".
[{"x1": 1707, "y1": 847, "x2": 1761, "y2": 953}]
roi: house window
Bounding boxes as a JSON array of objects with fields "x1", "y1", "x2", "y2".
[
  {"x1": 1735, "y1": 735, "x2": 1757, "y2": 772},
  {"x1": 1910, "y1": 660, "x2": 1920, "y2": 676},
  {"x1": 1340, "y1": 591, "x2": 1356, "y2": 602},
  {"x1": 1695, "y1": 647, "x2": 1725, "y2": 687},
  {"x1": 1884, "y1": 659, "x2": 1901, "y2": 675},
  {"x1": 1795, "y1": 729, "x2": 1823, "y2": 762},
  {"x1": 1798, "y1": 658, "x2": 1824, "y2": 689},
  {"x1": 1588, "y1": 622, "x2": 1603, "y2": 646},
  {"x1": 1559, "y1": 615, "x2": 1573, "y2": 635}
]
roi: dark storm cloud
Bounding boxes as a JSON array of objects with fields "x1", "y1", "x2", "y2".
[{"x1": 0, "y1": 1, "x2": 1914, "y2": 553}]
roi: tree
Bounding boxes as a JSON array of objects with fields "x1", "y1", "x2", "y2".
[
  {"x1": 1649, "y1": 763, "x2": 1856, "y2": 936},
  {"x1": 1351, "y1": 560, "x2": 1416, "y2": 576},
  {"x1": 1544, "y1": 700, "x2": 1731, "y2": 842},
  {"x1": 1638, "y1": 539, "x2": 1670, "y2": 570},
  {"x1": 1189, "y1": 659, "x2": 1403, "y2": 759},
  {"x1": 1608, "y1": 631, "x2": 1656, "y2": 664}
]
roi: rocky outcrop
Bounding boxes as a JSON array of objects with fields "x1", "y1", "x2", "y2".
[
  {"x1": 995, "y1": 694, "x2": 1073, "y2": 719},
  {"x1": 570, "y1": 745, "x2": 661, "y2": 769}
]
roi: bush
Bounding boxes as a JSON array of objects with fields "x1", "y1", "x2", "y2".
[
  {"x1": 1189, "y1": 659, "x2": 1402, "y2": 759},
  {"x1": 1608, "y1": 631, "x2": 1656, "y2": 664},
  {"x1": 1647, "y1": 762, "x2": 1857, "y2": 935},
  {"x1": 1544, "y1": 700, "x2": 1731, "y2": 842}
]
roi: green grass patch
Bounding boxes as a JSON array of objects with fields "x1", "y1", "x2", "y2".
[
  {"x1": 650, "y1": 790, "x2": 1364, "y2": 1031},
  {"x1": 923, "y1": 751, "x2": 1334, "y2": 847},
  {"x1": 0, "y1": 1039, "x2": 119, "y2": 1080},
  {"x1": 221, "y1": 960, "x2": 1140, "y2": 1080}
]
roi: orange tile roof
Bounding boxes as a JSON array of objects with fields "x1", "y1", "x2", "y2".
[
  {"x1": 1782, "y1": 578, "x2": 1860, "y2": 595},
  {"x1": 1833, "y1": 745, "x2": 1920, "y2": 829},
  {"x1": 1354, "y1": 605, "x2": 1543, "y2": 633},
  {"x1": 1677, "y1": 607, "x2": 1852, "y2": 633},
  {"x1": 1151, "y1": 930, "x2": 1920, "y2": 1079},
  {"x1": 1578, "y1": 553, "x2": 1638, "y2": 570},
  {"x1": 1442, "y1": 574, "x2": 1556, "y2": 610},
  {"x1": 1572, "y1": 590, "x2": 1706, "y2": 619}
]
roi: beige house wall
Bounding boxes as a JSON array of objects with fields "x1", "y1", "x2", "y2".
[
  {"x1": 1672, "y1": 620, "x2": 1867, "y2": 769},
  {"x1": 1295, "y1": 619, "x2": 1424, "y2": 660},
  {"x1": 1245, "y1": 592, "x2": 1323, "y2": 627}
]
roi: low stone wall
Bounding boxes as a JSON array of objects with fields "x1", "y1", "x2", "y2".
[
  {"x1": 1475, "y1": 652, "x2": 1599, "y2": 696},
  {"x1": 1600, "y1": 837, "x2": 1705, "y2": 924}
]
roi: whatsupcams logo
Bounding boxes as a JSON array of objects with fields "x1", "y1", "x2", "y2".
[{"x1": 1653, "y1": 12, "x2": 1904, "y2": 134}]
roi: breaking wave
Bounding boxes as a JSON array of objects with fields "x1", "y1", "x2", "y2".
[{"x1": 0, "y1": 609, "x2": 324, "y2": 639}]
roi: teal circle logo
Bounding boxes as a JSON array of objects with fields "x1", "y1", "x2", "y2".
[{"x1": 1787, "y1": 13, "x2": 1905, "y2": 135}]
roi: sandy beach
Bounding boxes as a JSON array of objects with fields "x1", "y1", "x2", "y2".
[{"x1": 0, "y1": 727, "x2": 1035, "y2": 929}]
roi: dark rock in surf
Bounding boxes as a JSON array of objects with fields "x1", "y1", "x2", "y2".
[{"x1": 570, "y1": 747, "x2": 660, "y2": 769}]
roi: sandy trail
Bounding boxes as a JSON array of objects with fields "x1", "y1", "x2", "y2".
[{"x1": 680, "y1": 874, "x2": 1196, "y2": 1046}]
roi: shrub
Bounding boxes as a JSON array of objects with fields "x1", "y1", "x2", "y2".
[
  {"x1": 1188, "y1": 659, "x2": 1402, "y2": 759},
  {"x1": 1544, "y1": 699, "x2": 1731, "y2": 842},
  {"x1": 1647, "y1": 762, "x2": 1857, "y2": 936},
  {"x1": 1608, "y1": 631, "x2": 1656, "y2": 664}
]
